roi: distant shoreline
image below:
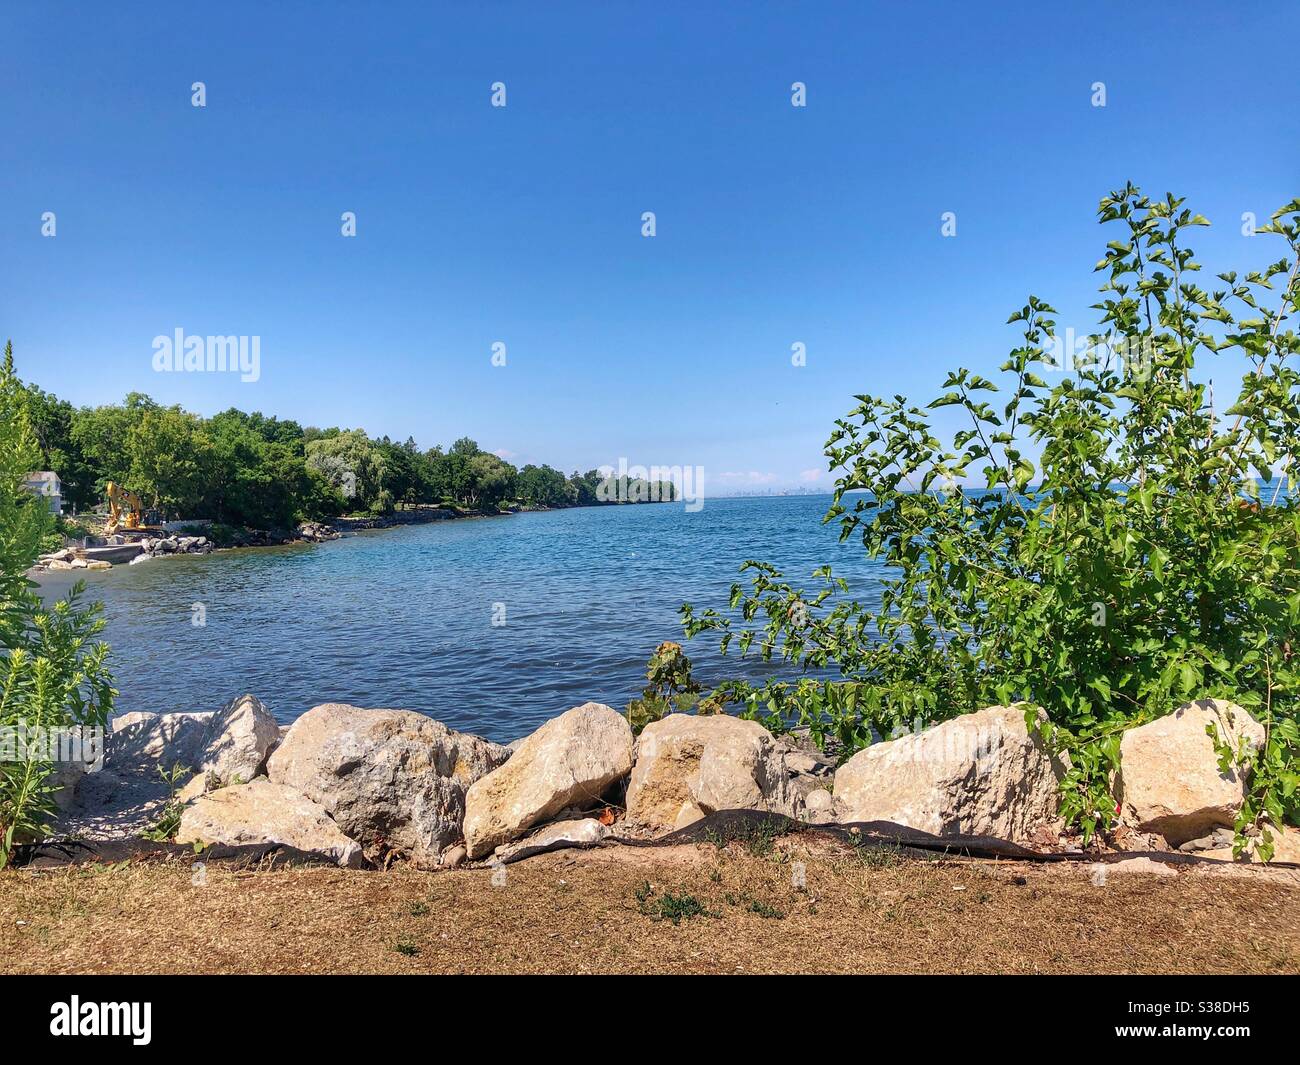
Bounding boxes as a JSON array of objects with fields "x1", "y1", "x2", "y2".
[{"x1": 32, "y1": 497, "x2": 679, "y2": 576}]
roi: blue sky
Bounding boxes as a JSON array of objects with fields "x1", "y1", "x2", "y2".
[{"x1": 2, "y1": 1, "x2": 1297, "y2": 491}]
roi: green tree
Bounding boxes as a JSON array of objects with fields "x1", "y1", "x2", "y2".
[
  {"x1": 21, "y1": 385, "x2": 95, "y2": 512},
  {"x1": 125, "y1": 406, "x2": 213, "y2": 518},
  {"x1": 69, "y1": 393, "x2": 157, "y2": 494},
  {"x1": 305, "y1": 429, "x2": 387, "y2": 514},
  {"x1": 517, "y1": 463, "x2": 570, "y2": 507},
  {"x1": 465, "y1": 452, "x2": 516, "y2": 509},
  {"x1": 420, "y1": 445, "x2": 449, "y2": 502},
  {"x1": 569, "y1": 469, "x2": 602, "y2": 506},
  {"x1": 375, "y1": 437, "x2": 422, "y2": 509},
  {"x1": 205, "y1": 410, "x2": 314, "y2": 528}
]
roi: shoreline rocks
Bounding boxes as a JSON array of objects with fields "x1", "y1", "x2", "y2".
[
  {"x1": 108, "y1": 710, "x2": 215, "y2": 769},
  {"x1": 31, "y1": 499, "x2": 679, "y2": 574},
  {"x1": 177, "y1": 778, "x2": 364, "y2": 868},
  {"x1": 58, "y1": 711, "x2": 216, "y2": 840},
  {"x1": 1115, "y1": 699, "x2": 1265, "y2": 846},
  {"x1": 139, "y1": 534, "x2": 214, "y2": 558},
  {"x1": 296, "y1": 521, "x2": 340, "y2": 542},
  {"x1": 625, "y1": 714, "x2": 799, "y2": 832},
  {"x1": 267, "y1": 702, "x2": 510, "y2": 866},
  {"x1": 178, "y1": 694, "x2": 281, "y2": 801},
  {"x1": 832, "y1": 705, "x2": 1068, "y2": 841},
  {"x1": 462, "y1": 702, "x2": 633, "y2": 859},
  {"x1": 42, "y1": 690, "x2": 1297, "y2": 871}
]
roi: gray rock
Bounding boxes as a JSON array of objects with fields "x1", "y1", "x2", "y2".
[
  {"x1": 1178, "y1": 827, "x2": 1237, "y2": 853},
  {"x1": 107, "y1": 711, "x2": 214, "y2": 771},
  {"x1": 462, "y1": 703, "x2": 633, "y2": 859},
  {"x1": 267, "y1": 702, "x2": 510, "y2": 865},
  {"x1": 190, "y1": 694, "x2": 280, "y2": 788},
  {"x1": 55, "y1": 711, "x2": 217, "y2": 839},
  {"x1": 177, "y1": 778, "x2": 363, "y2": 868},
  {"x1": 803, "y1": 788, "x2": 835, "y2": 824},
  {"x1": 833, "y1": 705, "x2": 1067, "y2": 841},
  {"x1": 773, "y1": 733, "x2": 836, "y2": 777}
]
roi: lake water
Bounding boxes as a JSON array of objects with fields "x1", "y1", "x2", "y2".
[{"x1": 35, "y1": 495, "x2": 883, "y2": 742}]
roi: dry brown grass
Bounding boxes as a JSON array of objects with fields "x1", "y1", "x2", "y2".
[{"x1": 3, "y1": 837, "x2": 1297, "y2": 974}]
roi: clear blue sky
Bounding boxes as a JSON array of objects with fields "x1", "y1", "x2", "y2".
[{"x1": 2, "y1": 2, "x2": 1296, "y2": 490}]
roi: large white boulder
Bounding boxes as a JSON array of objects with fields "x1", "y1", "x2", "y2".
[
  {"x1": 267, "y1": 703, "x2": 510, "y2": 864},
  {"x1": 625, "y1": 713, "x2": 796, "y2": 832},
  {"x1": 462, "y1": 703, "x2": 633, "y2": 859},
  {"x1": 1116, "y1": 699, "x2": 1265, "y2": 846},
  {"x1": 189, "y1": 694, "x2": 281, "y2": 788},
  {"x1": 833, "y1": 705, "x2": 1067, "y2": 840},
  {"x1": 177, "y1": 778, "x2": 363, "y2": 868}
]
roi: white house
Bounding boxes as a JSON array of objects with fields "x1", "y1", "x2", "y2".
[{"x1": 23, "y1": 471, "x2": 63, "y2": 515}]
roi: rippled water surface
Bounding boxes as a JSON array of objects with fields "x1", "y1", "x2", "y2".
[{"x1": 36, "y1": 496, "x2": 884, "y2": 741}]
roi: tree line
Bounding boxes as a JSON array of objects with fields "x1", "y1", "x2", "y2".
[{"x1": 18, "y1": 371, "x2": 676, "y2": 529}]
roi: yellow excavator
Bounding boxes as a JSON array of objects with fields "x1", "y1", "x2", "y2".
[{"x1": 105, "y1": 481, "x2": 148, "y2": 534}]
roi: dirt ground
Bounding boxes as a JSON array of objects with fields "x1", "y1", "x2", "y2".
[{"x1": 3, "y1": 836, "x2": 1297, "y2": 975}]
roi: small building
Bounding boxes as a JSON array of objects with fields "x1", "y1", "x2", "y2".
[{"x1": 23, "y1": 471, "x2": 63, "y2": 515}]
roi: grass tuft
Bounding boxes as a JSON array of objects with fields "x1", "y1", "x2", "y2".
[{"x1": 635, "y1": 881, "x2": 718, "y2": 925}]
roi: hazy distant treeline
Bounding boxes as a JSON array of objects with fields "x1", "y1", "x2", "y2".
[{"x1": 19, "y1": 373, "x2": 674, "y2": 528}]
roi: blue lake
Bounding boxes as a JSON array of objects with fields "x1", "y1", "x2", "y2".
[{"x1": 35, "y1": 495, "x2": 884, "y2": 742}]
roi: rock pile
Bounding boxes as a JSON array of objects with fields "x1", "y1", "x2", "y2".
[
  {"x1": 138, "y1": 534, "x2": 214, "y2": 558},
  {"x1": 48, "y1": 693, "x2": 1296, "y2": 870},
  {"x1": 35, "y1": 548, "x2": 111, "y2": 571},
  {"x1": 296, "y1": 521, "x2": 340, "y2": 542}
]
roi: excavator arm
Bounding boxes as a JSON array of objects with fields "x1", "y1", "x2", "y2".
[{"x1": 104, "y1": 481, "x2": 145, "y2": 534}]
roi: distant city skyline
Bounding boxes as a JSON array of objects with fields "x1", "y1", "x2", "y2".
[{"x1": 2, "y1": 2, "x2": 1296, "y2": 490}]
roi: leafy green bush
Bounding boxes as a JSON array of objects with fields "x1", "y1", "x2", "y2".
[
  {"x1": 138, "y1": 763, "x2": 192, "y2": 842},
  {"x1": 624, "y1": 641, "x2": 702, "y2": 733},
  {"x1": 56, "y1": 516, "x2": 92, "y2": 541},
  {"x1": 0, "y1": 343, "x2": 115, "y2": 866},
  {"x1": 37, "y1": 515, "x2": 90, "y2": 556},
  {"x1": 624, "y1": 641, "x2": 733, "y2": 733},
  {"x1": 683, "y1": 188, "x2": 1300, "y2": 855}
]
